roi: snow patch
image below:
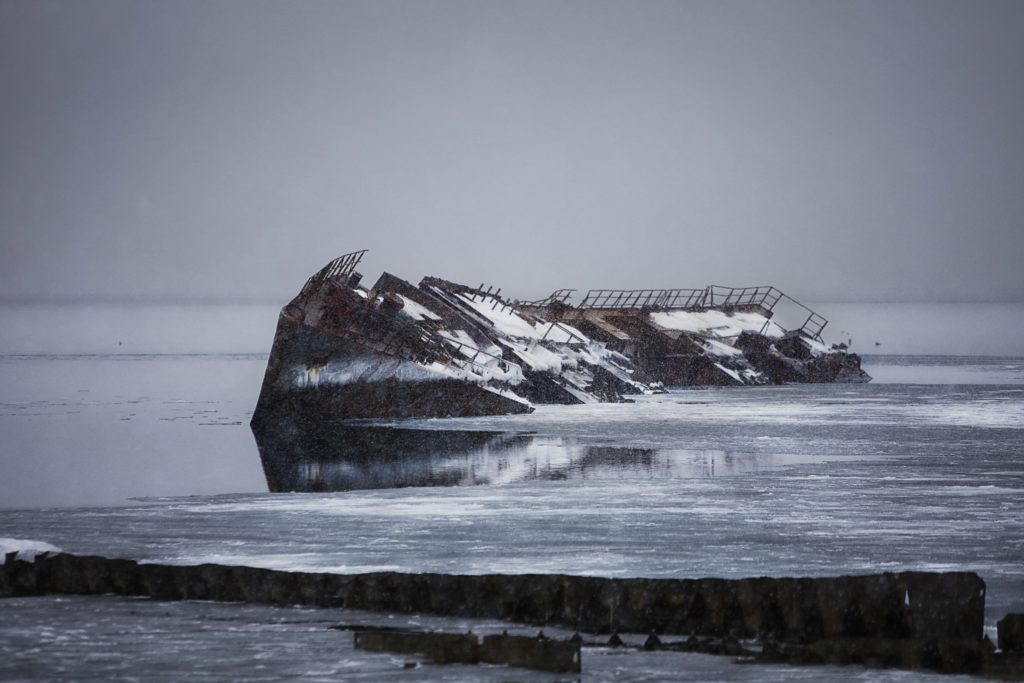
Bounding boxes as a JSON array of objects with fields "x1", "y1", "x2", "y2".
[
  {"x1": 455, "y1": 293, "x2": 541, "y2": 339},
  {"x1": 439, "y1": 329, "x2": 480, "y2": 357},
  {"x1": 291, "y1": 358, "x2": 451, "y2": 387},
  {"x1": 480, "y1": 384, "x2": 532, "y2": 408},
  {"x1": 651, "y1": 310, "x2": 785, "y2": 338},
  {"x1": 801, "y1": 336, "x2": 832, "y2": 356},
  {"x1": 535, "y1": 322, "x2": 589, "y2": 344},
  {"x1": 713, "y1": 363, "x2": 744, "y2": 384},
  {"x1": 501, "y1": 339, "x2": 564, "y2": 373},
  {"x1": 704, "y1": 339, "x2": 744, "y2": 357},
  {"x1": 396, "y1": 295, "x2": 440, "y2": 321},
  {"x1": 438, "y1": 330, "x2": 524, "y2": 383}
]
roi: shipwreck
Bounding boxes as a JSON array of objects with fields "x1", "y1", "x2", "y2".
[{"x1": 252, "y1": 249, "x2": 869, "y2": 425}]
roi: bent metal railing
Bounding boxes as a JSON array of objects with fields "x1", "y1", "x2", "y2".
[
  {"x1": 298, "y1": 249, "x2": 367, "y2": 298},
  {"x1": 518, "y1": 289, "x2": 576, "y2": 308},
  {"x1": 578, "y1": 285, "x2": 785, "y2": 312},
  {"x1": 420, "y1": 276, "x2": 518, "y2": 314},
  {"x1": 540, "y1": 320, "x2": 588, "y2": 345},
  {"x1": 577, "y1": 284, "x2": 826, "y2": 340},
  {"x1": 794, "y1": 306, "x2": 828, "y2": 340},
  {"x1": 438, "y1": 336, "x2": 521, "y2": 377},
  {"x1": 577, "y1": 288, "x2": 708, "y2": 310},
  {"x1": 704, "y1": 285, "x2": 783, "y2": 310}
]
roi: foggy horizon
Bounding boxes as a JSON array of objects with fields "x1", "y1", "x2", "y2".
[
  {"x1": 3, "y1": 0, "x2": 1024, "y2": 305},
  {"x1": 4, "y1": 270, "x2": 1024, "y2": 306}
]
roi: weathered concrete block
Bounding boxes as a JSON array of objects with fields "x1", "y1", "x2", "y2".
[
  {"x1": 899, "y1": 572, "x2": 986, "y2": 641},
  {"x1": 354, "y1": 630, "x2": 478, "y2": 664},
  {"x1": 479, "y1": 633, "x2": 581, "y2": 673},
  {"x1": 999, "y1": 614, "x2": 1024, "y2": 652},
  {"x1": 0, "y1": 553, "x2": 987, "y2": 648},
  {"x1": 352, "y1": 629, "x2": 582, "y2": 673}
]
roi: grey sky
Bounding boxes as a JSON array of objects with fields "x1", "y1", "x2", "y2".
[{"x1": 2, "y1": 0, "x2": 1023, "y2": 304}]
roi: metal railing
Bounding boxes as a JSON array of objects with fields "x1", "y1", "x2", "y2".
[
  {"x1": 577, "y1": 288, "x2": 708, "y2": 310},
  {"x1": 793, "y1": 308, "x2": 828, "y2": 340},
  {"x1": 577, "y1": 285, "x2": 786, "y2": 313},
  {"x1": 539, "y1": 320, "x2": 588, "y2": 345},
  {"x1": 576, "y1": 284, "x2": 826, "y2": 340},
  {"x1": 756, "y1": 294, "x2": 828, "y2": 340},
  {"x1": 704, "y1": 285, "x2": 782, "y2": 310},
  {"x1": 438, "y1": 336, "x2": 521, "y2": 376},
  {"x1": 299, "y1": 249, "x2": 367, "y2": 296},
  {"x1": 518, "y1": 289, "x2": 576, "y2": 307},
  {"x1": 421, "y1": 277, "x2": 517, "y2": 313}
]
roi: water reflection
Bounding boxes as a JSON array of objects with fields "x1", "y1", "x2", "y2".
[{"x1": 252, "y1": 420, "x2": 821, "y2": 492}]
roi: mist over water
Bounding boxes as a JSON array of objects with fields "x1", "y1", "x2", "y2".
[
  {"x1": 0, "y1": 303, "x2": 281, "y2": 355},
  {"x1": 2, "y1": 301, "x2": 1023, "y2": 356},
  {"x1": 818, "y1": 303, "x2": 1024, "y2": 357}
]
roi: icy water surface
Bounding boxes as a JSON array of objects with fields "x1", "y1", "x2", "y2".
[
  {"x1": 1, "y1": 353, "x2": 1023, "y2": 680},
  {"x1": 1, "y1": 596, "x2": 975, "y2": 682}
]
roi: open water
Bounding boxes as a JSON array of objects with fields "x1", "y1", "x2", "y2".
[{"x1": 1, "y1": 352, "x2": 1022, "y2": 681}]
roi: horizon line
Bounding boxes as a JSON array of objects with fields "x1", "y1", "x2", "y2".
[{"x1": 2, "y1": 296, "x2": 1024, "y2": 307}]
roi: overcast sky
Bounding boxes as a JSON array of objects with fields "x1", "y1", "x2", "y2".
[{"x1": 2, "y1": 0, "x2": 1023, "y2": 304}]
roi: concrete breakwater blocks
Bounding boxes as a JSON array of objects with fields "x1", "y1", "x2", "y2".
[
  {"x1": 0, "y1": 552, "x2": 984, "y2": 641},
  {"x1": 1001, "y1": 614, "x2": 1024, "y2": 652},
  {"x1": 353, "y1": 630, "x2": 582, "y2": 673},
  {"x1": 0, "y1": 552, "x2": 999, "y2": 674}
]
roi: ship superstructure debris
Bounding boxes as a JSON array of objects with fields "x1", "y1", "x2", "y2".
[{"x1": 252, "y1": 249, "x2": 869, "y2": 423}]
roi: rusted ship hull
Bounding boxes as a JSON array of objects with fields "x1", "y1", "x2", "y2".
[
  {"x1": 252, "y1": 249, "x2": 869, "y2": 426},
  {"x1": 252, "y1": 311, "x2": 532, "y2": 425}
]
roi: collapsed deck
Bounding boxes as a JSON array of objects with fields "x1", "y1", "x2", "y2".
[{"x1": 252, "y1": 250, "x2": 869, "y2": 423}]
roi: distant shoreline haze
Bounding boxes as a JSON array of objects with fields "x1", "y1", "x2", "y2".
[{"x1": 0, "y1": 302, "x2": 1022, "y2": 357}]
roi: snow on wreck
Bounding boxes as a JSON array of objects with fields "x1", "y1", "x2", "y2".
[{"x1": 251, "y1": 249, "x2": 869, "y2": 424}]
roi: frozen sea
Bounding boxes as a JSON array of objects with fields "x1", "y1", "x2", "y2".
[{"x1": 1, "y1": 328, "x2": 1023, "y2": 680}]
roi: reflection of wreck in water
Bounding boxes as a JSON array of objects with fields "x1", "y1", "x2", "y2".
[
  {"x1": 253, "y1": 420, "x2": 817, "y2": 493},
  {"x1": 252, "y1": 249, "x2": 870, "y2": 426}
]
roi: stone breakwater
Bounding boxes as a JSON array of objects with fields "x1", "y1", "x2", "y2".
[
  {"x1": 5, "y1": 552, "x2": 1020, "y2": 676},
  {"x1": 351, "y1": 629, "x2": 582, "y2": 674}
]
